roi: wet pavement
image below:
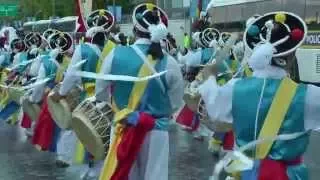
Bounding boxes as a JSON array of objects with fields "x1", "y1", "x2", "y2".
[{"x1": 0, "y1": 123, "x2": 319, "y2": 180}]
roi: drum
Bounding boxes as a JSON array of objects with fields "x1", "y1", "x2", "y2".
[
  {"x1": 72, "y1": 97, "x2": 113, "y2": 160},
  {"x1": 175, "y1": 83, "x2": 201, "y2": 131},
  {"x1": 22, "y1": 97, "x2": 41, "y2": 122},
  {"x1": 183, "y1": 83, "x2": 201, "y2": 112},
  {"x1": 176, "y1": 104, "x2": 199, "y2": 131},
  {"x1": 47, "y1": 84, "x2": 82, "y2": 129},
  {"x1": 197, "y1": 98, "x2": 215, "y2": 130},
  {"x1": 8, "y1": 88, "x2": 24, "y2": 104}
]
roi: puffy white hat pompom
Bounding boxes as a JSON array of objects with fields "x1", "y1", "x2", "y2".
[
  {"x1": 148, "y1": 23, "x2": 168, "y2": 43},
  {"x1": 248, "y1": 43, "x2": 274, "y2": 70}
]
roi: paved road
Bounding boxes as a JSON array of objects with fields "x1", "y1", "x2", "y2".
[{"x1": 0, "y1": 123, "x2": 319, "y2": 180}]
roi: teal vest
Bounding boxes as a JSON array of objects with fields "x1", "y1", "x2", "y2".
[
  {"x1": 80, "y1": 43, "x2": 100, "y2": 84},
  {"x1": 111, "y1": 44, "x2": 172, "y2": 119},
  {"x1": 41, "y1": 55, "x2": 57, "y2": 79},
  {"x1": 41, "y1": 49, "x2": 50, "y2": 56},
  {"x1": 232, "y1": 77, "x2": 309, "y2": 161},
  {"x1": 16, "y1": 52, "x2": 28, "y2": 73},
  {"x1": 0, "y1": 52, "x2": 11, "y2": 68},
  {"x1": 201, "y1": 48, "x2": 215, "y2": 64}
]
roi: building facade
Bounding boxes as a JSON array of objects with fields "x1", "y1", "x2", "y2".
[{"x1": 208, "y1": 0, "x2": 320, "y2": 31}]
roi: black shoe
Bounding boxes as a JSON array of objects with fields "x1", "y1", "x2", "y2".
[{"x1": 56, "y1": 160, "x2": 70, "y2": 168}]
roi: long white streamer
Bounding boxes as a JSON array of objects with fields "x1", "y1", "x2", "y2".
[
  {"x1": 211, "y1": 128, "x2": 320, "y2": 180},
  {"x1": 0, "y1": 78, "x2": 52, "y2": 90},
  {"x1": 73, "y1": 70, "x2": 167, "y2": 82},
  {"x1": 6, "y1": 59, "x2": 36, "y2": 72}
]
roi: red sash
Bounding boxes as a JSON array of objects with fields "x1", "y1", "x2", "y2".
[
  {"x1": 110, "y1": 112, "x2": 156, "y2": 180},
  {"x1": 222, "y1": 131, "x2": 235, "y2": 150},
  {"x1": 258, "y1": 157, "x2": 303, "y2": 180}
]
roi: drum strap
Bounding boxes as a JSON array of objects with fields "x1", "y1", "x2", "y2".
[
  {"x1": 100, "y1": 53, "x2": 158, "y2": 180},
  {"x1": 255, "y1": 77, "x2": 298, "y2": 159}
]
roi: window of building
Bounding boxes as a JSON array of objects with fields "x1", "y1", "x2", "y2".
[{"x1": 172, "y1": 0, "x2": 183, "y2": 8}]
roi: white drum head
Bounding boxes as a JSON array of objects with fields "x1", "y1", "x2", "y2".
[
  {"x1": 71, "y1": 111, "x2": 106, "y2": 160},
  {"x1": 47, "y1": 92, "x2": 72, "y2": 129},
  {"x1": 22, "y1": 99, "x2": 40, "y2": 122},
  {"x1": 183, "y1": 93, "x2": 200, "y2": 112},
  {"x1": 8, "y1": 88, "x2": 24, "y2": 104}
]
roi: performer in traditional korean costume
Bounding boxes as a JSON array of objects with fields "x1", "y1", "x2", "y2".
[
  {"x1": 199, "y1": 12, "x2": 314, "y2": 180},
  {"x1": 97, "y1": 3, "x2": 184, "y2": 180},
  {"x1": 31, "y1": 31, "x2": 73, "y2": 155},
  {"x1": 51, "y1": 9, "x2": 115, "y2": 179}
]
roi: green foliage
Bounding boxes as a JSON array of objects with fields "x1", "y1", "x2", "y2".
[
  {"x1": 19, "y1": 0, "x2": 75, "y2": 20},
  {"x1": 0, "y1": 0, "x2": 151, "y2": 22}
]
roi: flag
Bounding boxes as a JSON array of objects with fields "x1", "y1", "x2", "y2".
[
  {"x1": 75, "y1": 0, "x2": 87, "y2": 33},
  {"x1": 197, "y1": 0, "x2": 202, "y2": 18},
  {"x1": 190, "y1": 0, "x2": 203, "y2": 18}
]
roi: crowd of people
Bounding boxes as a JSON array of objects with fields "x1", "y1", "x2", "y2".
[{"x1": 0, "y1": 2, "x2": 319, "y2": 180}]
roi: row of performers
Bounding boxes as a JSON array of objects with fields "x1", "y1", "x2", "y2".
[{"x1": 0, "y1": 2, "x2": 319, "y2": 180}]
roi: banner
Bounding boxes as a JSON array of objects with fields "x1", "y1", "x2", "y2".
[
  {"x1": 75, "y1": 0, "x2": 87, "y2": 32},
  {"x1": 190, "y1": 0, "x2": 202, "y2": 18},
  {"x1": 303, "y1": 31, "x2": 320, "y2": 48},
  {"x1": 107, "y1": 6, "x2": 122, "y2": 22},
  {"x1": 208, "y1": 0, "x2": 267, "y2": 8},
  {"x1": 82, "y1": 0, "x2": 92, "y2": 18}
]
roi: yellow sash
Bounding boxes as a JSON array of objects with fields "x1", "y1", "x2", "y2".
[
  {"x1": 255, "y1": 78, "x2": 298, "y2": 159},
  {"x1": 96, "y1": 40, "x2": 116, "y2": 73},
  {"x1": 55, "y1": 56, "x2": 70, "y2": 83},
  {"x1": 244, "y1": 64, "x2": 253, "y2": 77},
  {"x1": 99, "y1": 55, "x2": 157, "y2": 180},
  {"x1": 83, "y1": 40, "x2": 115, "y2": 98}
]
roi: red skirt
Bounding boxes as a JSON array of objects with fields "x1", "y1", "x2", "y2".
[
  {"x1": 31, "y1": 97, "x2": 56, "y2": 151},
  {"x1": 176, "y1": 105, "x2": 199, "y2": 132},
  {"x1": 21, "y1": 113, "x2": 32, "y2": 129}
]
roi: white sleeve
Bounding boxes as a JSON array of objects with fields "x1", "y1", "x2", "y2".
[
  {"x1": 29, "y1": 64, "x2": 46, "y2": 103},
  {"x1": 185, "y1": 50, "x2": 202, "y2": 67},
  {"x1": 59, "y1": 45, "x2": 82, "y2": 96},
  {"x1": 166, "y1": 55, "x2": 184, "y2": 112},
  {"x1": 29, "y1": 56, "x2": 42, "y2": 77},
  {"x1": 198, "y1": 76, "x2": 237, "y2": 124},
  {"x1": 95, "y1": 49, "x2": 115, "y2": 101},
  {"x1": 304, "y1": 84, "x2": 320, "y2": 130}
]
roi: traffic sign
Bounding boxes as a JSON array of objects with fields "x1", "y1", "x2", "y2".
[{"x1": 0, "y1": 4, "x2": 18, "y2": 17}]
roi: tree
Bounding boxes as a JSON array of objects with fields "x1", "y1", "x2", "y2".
[{"x1": 19, "y1": 0, "x2": 75, "y2": 20}]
